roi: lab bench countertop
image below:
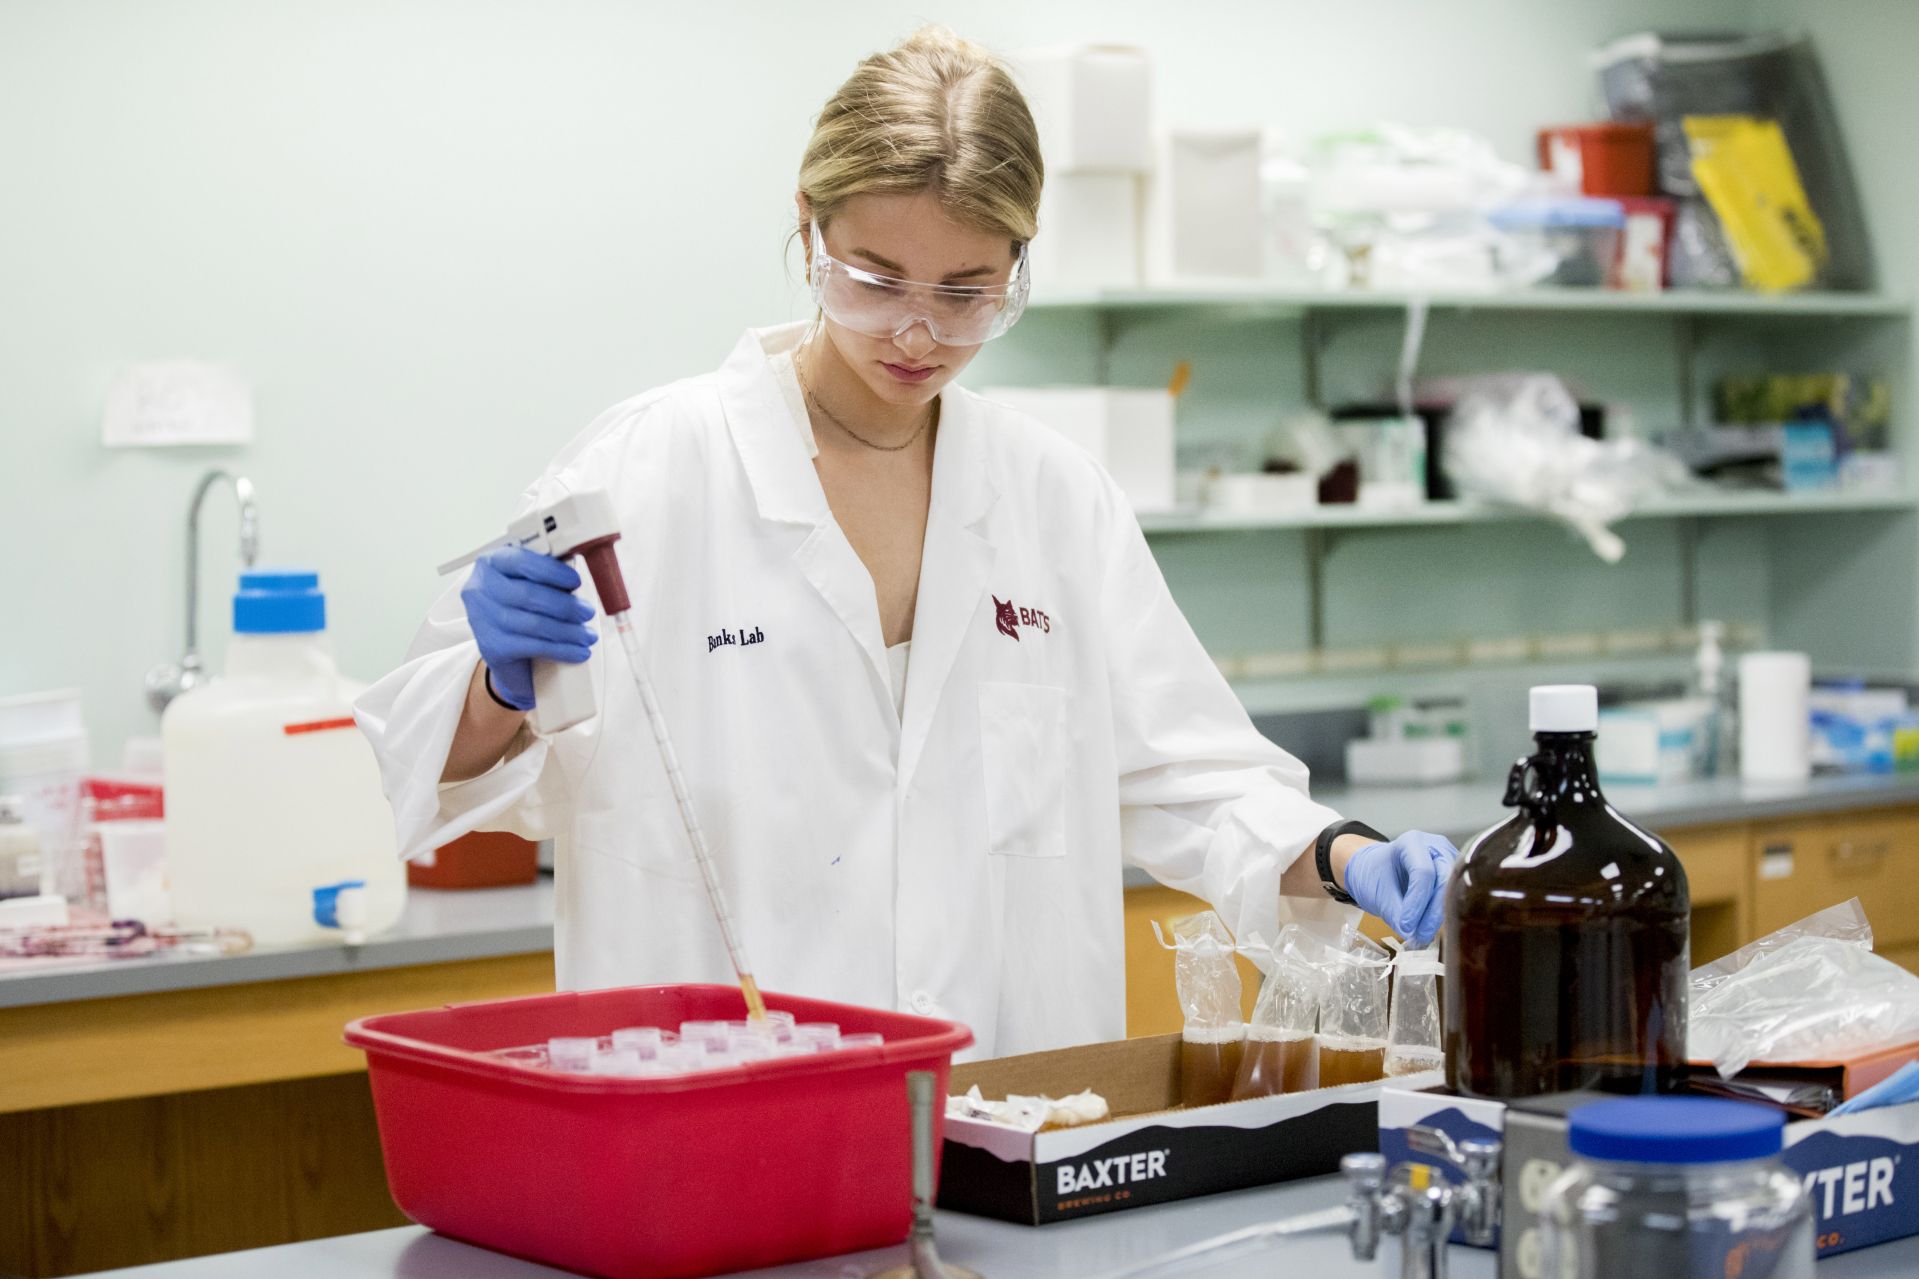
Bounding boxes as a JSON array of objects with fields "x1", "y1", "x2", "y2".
[
  {"x1": 73, "y1": 1172, "x2": 1919, "y2": 1278},
  {"x1": 7, "y1": 768, "x2": 1919, "y2": 1009},
  {"x1": 0, "y1": 878, "x2": 556, "y2": 1010}
]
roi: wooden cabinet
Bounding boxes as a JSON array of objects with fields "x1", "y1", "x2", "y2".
[
  {"x1": 1751, "y1": 807, "x2": 1919, "y2": 951},
  {"x1": 1661, "y1": 822, "x2": 1753, "y2": 966}
]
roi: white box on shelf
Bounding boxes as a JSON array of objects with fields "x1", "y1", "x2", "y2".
[
  {"x1": 979, "y1": 386, "x2": 1175, "y2": 513},
  {"x1": 1031, "y1": 172, "x2": 1141, "y2": 296},
  {"x1": 1145, "y1": 128, "x2": 1264, "y2": 283},
  {"x1": 1345, "y1": 737, "x2": 1468, "y2": 786},
  {"x1": 1011, "y1": 45, "x2": 1151, "y2": 173},
  {"x1": 1204, "y1": 472, "x2": 1317, "y2": 515}
]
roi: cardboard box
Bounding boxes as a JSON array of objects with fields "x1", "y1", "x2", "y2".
[
  {"x1": 1380, "y1": 1081, "x2": 1919, "y2": 1265},
  {"x1": 1144, "y1": 128, "x2": 1264, "y2": 283},
  {"x1": 940, "y1": 1034, "x2": 1428, "y2": 1225},
  {"x1": 979, "y1": 386, "x2": 1176, "y2": 513},
  {"x1": 1031, "y1": 172, "x2": 1142, "y2": 295},
  {"x1": 1011, "y1": 45, "x2": 1152, "y2": 174}
]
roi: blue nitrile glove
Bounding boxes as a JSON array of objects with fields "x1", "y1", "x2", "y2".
[
  {"x1": 1343, "y1": 831, "x2": 1460, "y2": 947},
  {"x1": 459, "y1": 545, "x2": 598, "y2": 711}
]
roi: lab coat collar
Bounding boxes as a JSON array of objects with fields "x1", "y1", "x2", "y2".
[
  {"x1": 899, "y1": 386, "x2": 1001, "y2": 788},
  {"x1": 718, "y1": 323, "x2": 829, "y2": 526}
]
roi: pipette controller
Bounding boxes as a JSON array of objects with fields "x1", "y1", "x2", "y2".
[{"x1": 441, "y1": 488, "x2": 765, "y2": 1020}]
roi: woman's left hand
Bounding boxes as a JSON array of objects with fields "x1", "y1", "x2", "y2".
[{"x1": 1342, "y1": 831, "x2": 1460, "y2": 947}]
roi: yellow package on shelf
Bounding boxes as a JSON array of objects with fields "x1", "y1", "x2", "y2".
[{"x1": 1685, "y1": 115, "x2": 1828, "y2": 293}]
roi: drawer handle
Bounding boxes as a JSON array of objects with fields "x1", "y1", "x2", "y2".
[{"x1": 1832, "y1": 840, "x2": 1891, "y2": 866}]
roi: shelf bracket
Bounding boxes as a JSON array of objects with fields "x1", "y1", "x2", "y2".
[
  {"x1": 1305, "y1": 527, "x2": 1327, "y2": 652},
  {"x1": 1677, "y1": 315, "x2": 1700, "y2": 428},
  {"x1": 1301, "y1": 310, "x2": 1326, "y2": 409},
  {"x1": 1679, "y1": 517, "x2": 1700, "y2": 627},
  {"x1": 1094, "y1": 310, "x2": 1118, "y2": 387}
]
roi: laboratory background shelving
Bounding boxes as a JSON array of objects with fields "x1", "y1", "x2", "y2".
[{"x1": 970, "y1": 281, "x2": 1917, "y2": 750}]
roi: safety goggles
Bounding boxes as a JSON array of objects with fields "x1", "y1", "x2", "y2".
[{"x1": 808, "y1": 219, "x2": 1030, "y2": 346}]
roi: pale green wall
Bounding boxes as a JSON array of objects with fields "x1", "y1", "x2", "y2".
[
  {"x1": 1745, "y1": 0, "x2": 1919, "y2": 675},
  {"x1": 1, "y1": 0, "x2": 1783, "y2": 761}
]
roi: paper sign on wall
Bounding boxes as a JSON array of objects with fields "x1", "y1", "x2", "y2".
[{"x1": 102, "y1": 361, "x2": 253, "y2": 447}]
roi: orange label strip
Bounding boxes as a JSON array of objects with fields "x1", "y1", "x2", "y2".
[{"x1": 283, "y1": 717, "x2": 358, "y2": 736}]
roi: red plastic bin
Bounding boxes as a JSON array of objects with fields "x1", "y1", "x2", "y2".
[{"x1": 344, "y1": 984, "x2": 974, "y2": 1279}]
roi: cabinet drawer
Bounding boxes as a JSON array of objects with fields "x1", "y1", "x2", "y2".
[
  {"x1": 1664, "y1": 823, "x2": 1747, "y2": 908},
  {"x1": 1751, "y1": 808, "x2": 1919, "y2": 948}
]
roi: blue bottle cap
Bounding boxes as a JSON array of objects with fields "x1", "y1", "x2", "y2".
[
  {"x1": 234, "y1": 567, "x2": 327, "y2": 634},
  {"x1": 1568, "y1": 1098, "x2": 1784, "y2": 1164}
]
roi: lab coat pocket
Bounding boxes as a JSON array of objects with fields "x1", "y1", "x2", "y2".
[{"x1": 978, "y1": 682, "x2": 1069, "y2": 859}]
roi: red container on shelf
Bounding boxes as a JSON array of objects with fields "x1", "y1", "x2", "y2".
[
  {"x1": 407, "y1": 829, "x2": 539, "y2": 889},
  {"x1": 1537, "y1": 122, "x2": 1657, "y2": 197},
  {"x1": 344, "y1": 984, "x2": 973, "y2": 1279}
]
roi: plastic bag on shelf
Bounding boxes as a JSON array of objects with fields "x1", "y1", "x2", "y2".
[
  {"x1": 1690, "y1": 897, "x2": 1919, "y2": 1078},
  {"x1": 1304, "y1": 124, "x2": 1553, "y2": 291},
  {"x1": 1594, "y1": 30, "x2": 1874, "y2": 290},
  {"x1": 1441, "y1": 373, "x2": 1695, "y2": 561}
]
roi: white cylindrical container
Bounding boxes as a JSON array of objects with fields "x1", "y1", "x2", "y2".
[
  {"x1": 1738, "y1": 652, "x2": 1811, "y2": 783},
  {"x1": 163, "y1": 569, "x2": 405, "y2": 946}
]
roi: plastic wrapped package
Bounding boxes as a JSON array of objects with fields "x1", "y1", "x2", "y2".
[
  {"x1": 1293, "y1": 926, "x2": 1390, "y2": 1086},
  {"x1": 1233, "y1": 927, "x2": 1323, "y2": 1098},
  {"x1": 1384, "y1": 944, "x2": 1445, "y2": 1077},
  {"x1": 1442, "y1": 373, "x2": 1695, "y2": 562},
  {"x1": 1153, "y1": 913, "x2": 1245, "y2": 1107},
  {"x1": 1690, "y1": 898, "x2": 1919, "y2": 1078},
  {"x1": 1304, "y1": 125, "x2": 1552, "y2": 291},
  {"x1": 1593, "y1": 31, "x2": 1874, "y2": 290}
]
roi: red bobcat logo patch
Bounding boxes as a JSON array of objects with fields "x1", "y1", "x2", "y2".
[
  {"x1": 992, "y1": 596, "x2": 1052, "y2": 641},
  {"x1": 993, "y1": 596, "x2": 1020, "y2": 641}
]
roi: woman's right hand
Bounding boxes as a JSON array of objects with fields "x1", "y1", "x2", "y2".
[{"x1": 460, "y1": 546, "x2": 598, "y2": 711}]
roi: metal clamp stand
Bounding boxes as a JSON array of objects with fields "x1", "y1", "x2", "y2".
[{"x1": 870, "y1": 1071, "x2": 982, "y2": 1279}]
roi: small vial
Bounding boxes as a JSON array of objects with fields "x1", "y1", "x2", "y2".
[
  {"x1": 839, "y1": 1032, "x2": 885, "y2": 1051},
  {"x1": 793, "y1": 1022, "x2": 841, "y2": 1050},
  {"x1": 680, "y1": 1020, "x2": 729, "y2": 1052},
  {"x1": 611, "y1": 1026, "x2": 664, "y2": 1058},
  {"x1": 597, "y1": 1047, "x2": 645, "y2": 1075},
  {"x1": 732, "y1": 1038, "x2": 776, "y2": 1063},
  {"x1": 547, "y1": 1036, "x2": 599, "y2": 1072}
]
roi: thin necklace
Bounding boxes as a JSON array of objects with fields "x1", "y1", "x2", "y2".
[{"x1": 796, "y1": 349, "x2": 936, "y2": 453}]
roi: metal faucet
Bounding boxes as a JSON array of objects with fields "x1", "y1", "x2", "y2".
[
  {"x1": 1090, "y1": 1122, "x2": 1500, "y2": 1279},
  {"x1": 145, "y1": 469, "x2": 260, "y2": 713},
  {"x1": 1341, "y1": 1126, "x2": 1503, "y2": 1279},
  {"x1": 870, "y1": 1071, "x2": 981, "y2": 1279}
]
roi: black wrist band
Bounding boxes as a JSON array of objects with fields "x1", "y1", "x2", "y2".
[
  {"x1": 1316, "y1": 819, "x2": 1387, "y2": 905},
  {"x1": 482, "y1": 667, "x2": 524, "y2": 713}
]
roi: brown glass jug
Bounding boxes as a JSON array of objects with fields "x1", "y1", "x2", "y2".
[{"x1": 1444, "y1": 685, "x2": 1690, "y2": 1100}]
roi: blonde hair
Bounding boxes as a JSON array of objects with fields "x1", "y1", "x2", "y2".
[{"x1": 799, "y1": 26, "x2": 1043, "y2": 250}]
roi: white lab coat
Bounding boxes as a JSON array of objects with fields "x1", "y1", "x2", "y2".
[{"x1": 355, "y1": 323, "x2": 1350, "y2": 1059}]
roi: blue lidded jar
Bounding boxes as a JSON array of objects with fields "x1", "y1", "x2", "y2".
[{"x1": 1541, "y1": 1097, "x2": 1814, "y2": 1279}]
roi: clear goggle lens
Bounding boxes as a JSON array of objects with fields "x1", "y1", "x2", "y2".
[{"x1": 808, "y1": 220, "x2": 1029, "y2": 346}]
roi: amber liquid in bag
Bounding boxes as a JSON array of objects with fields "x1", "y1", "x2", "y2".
[
  {"x1": 1316, "y1": 1036, "x2": 1387, "y2": 1087},
  {"x1": 1180, "y1": 1031, "x2": 1245, "y2": 1108},
  {"x1": 1444, "y1": 727, "x2": 1690, "y2": 1100},
  {"x1": 1233, "y1": 1028, "x2": 1318, "y2": 1098}
]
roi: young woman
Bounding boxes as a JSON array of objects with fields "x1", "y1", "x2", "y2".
[{"x1": 356, "y1": 28, "x2": 1457, "y2": 1058}]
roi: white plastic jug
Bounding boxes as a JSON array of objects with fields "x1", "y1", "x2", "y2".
[{"x1": 163, "y1": 569, "x2": 405, "y2": 945}]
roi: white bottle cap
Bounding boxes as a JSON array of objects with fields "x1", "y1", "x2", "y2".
[{"x1": 1530, "y1": 684, "x2": 1598, "y2": 733}]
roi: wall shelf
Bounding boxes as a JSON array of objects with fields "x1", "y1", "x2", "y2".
[
  {"x1": 1031, "y1": 286, "x2": 1913, "y2": 321},
  {"x1": 1137, "y1": 489, "x2": 1917, "y2": 535}
]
